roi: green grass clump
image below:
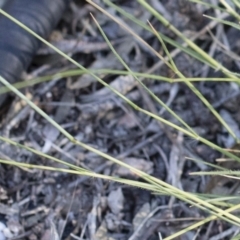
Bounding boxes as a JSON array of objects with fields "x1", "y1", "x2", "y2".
[{"x1": 1, "y1": 0, "x2": 240, "y2": 239}]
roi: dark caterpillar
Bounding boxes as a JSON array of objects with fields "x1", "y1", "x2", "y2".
[{"x1": 0, "y1": 0, "x2": 69, "y2": 105}]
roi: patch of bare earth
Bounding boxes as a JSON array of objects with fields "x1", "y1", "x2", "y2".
[{"x1": 0, "y1": 0, "x2": 240, "y2": 239}]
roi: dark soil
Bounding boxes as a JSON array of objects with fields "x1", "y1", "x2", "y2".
[{"x1": 1, "y1": 0, "x2": 240, "y2": 239}]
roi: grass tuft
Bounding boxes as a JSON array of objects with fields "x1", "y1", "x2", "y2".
[{"x1": 1, "y1": 0, "x2": 240, "y2": 238}]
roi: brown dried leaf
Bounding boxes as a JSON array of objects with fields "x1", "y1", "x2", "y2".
[
  {"x1": 117, "y1": 112, "x2": 138, "y2": 129},
  {"x1": 132, "y1": 203, "x2": 150, "y2": 231},
  {"x1": 94, "y1": 221, "x2": 115, "y2": 240},
  {"x1": 107, "y1": 188, "x2": 124, "y2": 215},
  {"x1": 116, "y1": 158, "x2": 153, "y2": 178},
  {"x1": 67, "y1": 39, "x2": 135, "y2": 90}
]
